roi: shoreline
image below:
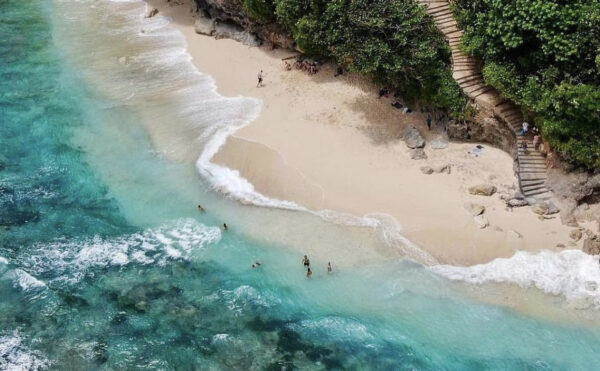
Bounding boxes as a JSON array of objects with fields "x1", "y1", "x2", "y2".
[{"x1": 146, "y1": 0, "x2": 589, "y2": 266}]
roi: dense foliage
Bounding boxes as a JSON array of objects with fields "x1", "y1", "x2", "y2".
[
  {"x1": 244, "y1": 0, "x2": 466, "y2": 115},
  {"x1": 453, "y1": 0, "x2": 600, "y2": 168}
]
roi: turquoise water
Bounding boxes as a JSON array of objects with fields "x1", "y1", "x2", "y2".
[{"x1": 2, "y1": 0, "x2": 600, "y2": 369}]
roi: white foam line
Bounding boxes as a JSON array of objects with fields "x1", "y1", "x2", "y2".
[{"x1": 432, "y1": 249, "x2": 600, "y2": 309}]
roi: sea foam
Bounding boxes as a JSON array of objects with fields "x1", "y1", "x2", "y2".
[
  {"x1": 0, "y1": 331, "x2": 50, "y2": 371},
  {"x1": 21, "y1": 219, "x2": 220, "y2": 285},
  {"x1": 432, "y1": 249, "x2": 600, "y2": 309}
]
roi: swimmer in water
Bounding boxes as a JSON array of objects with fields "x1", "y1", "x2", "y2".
[
  {"x1": 223, "y1": 223, "x2": 228, "y2": 231},
  {"x1": 197, "y1": 205, "x2": 204, "y2": 212},
  {"x1": 251, "y1": 261, "x2": 261, "y2": 268},
  {"x1": 306, "y1": 268, "x2": 312, "y2": 278},
  {"x1": 302, "y1": 255, "x2": 310, "y2": 267},
  {"x1": 327, "y1": 262, "x2": 332, "y2": 273}
]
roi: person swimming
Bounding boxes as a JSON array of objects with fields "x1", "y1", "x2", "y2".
[
  {"x1": 306, "y1": 267, "x2": 312, "y2": 278},
  {"x1": 302, "y1": 255, "x2": 310, "y2": 267},
  {"x1": 251, "y1": 261, "x2": 262, "y2": 268},
  {"x1": 223, "y1": 223, "x2": 228, "y2": 231},
  {"x1": 327, "y1": 262, "x2": 332, "y2": 273},
  {"x1": 197, "y1": 204, "x2": 204, "y2": 212}
]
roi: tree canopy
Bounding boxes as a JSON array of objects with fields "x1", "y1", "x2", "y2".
[{"x1": 454, "y1": 0, "x2": 600, "y2": 168}]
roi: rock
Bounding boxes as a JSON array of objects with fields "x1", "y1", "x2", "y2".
[
  {"x1": 509, "y1": 230, "x2": 522, "y2": 239},
  {"x1": 402, "y1": 125, "x2": 425, "y2": 149},
  {"x1": 473, "y1": 215, "x2": 489, "y2": 229},
  {"x1": 433, "y1": 164, "x2": 451, "y2": 174},
  {"x1": 531, "y1": 201, "x2": 560, "y2": 216},
  {"x1": 513, "y1": 191, "x2": 525, "y2": 200},
  {"x1": 195, "y1": 16, "x2": 216, "y2": 36},
  {"x1": 569, "y1": 229, "x2": 583, "y2": 241},
  {"x1": 430, "y1": 140, "x2": 448, "y2": 150},
  {"x1": 145, "y1": 7, "x2": 159, "y2": 18},
  {"x1": 214, "y1": 22, "x2": 260, "y2": 46},
  {"x1": 420, "y1": 166, "x2": 434, "y2": 175},
  {"x1": 507, "y1": 198, "x2": 528, "y2": 208},
  {"x1": 583, "y1": 235, "x2": 600, "y2": 255},
  {"x1": 409, "y1": 148, "x2": 427, "y2": 160},
  {"x1": 468, "y1": 184, "x2": 497, "y2": 196},
  {"x1": 538, "y1": 215, "x2": 546, "y2": 221},
  {"x1": 465, "y1": 202, "x2": 485, "y2": 216},
  {"x1": 556, "y1": 243, "x2": 566, "y2": 248}
]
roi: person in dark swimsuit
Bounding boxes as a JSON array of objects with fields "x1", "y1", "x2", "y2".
[
  {"x1": 327, "y1": 262, "x2": 332, "y2": 273},
  {"x1": 306, "y1": 268, "x2": 312, "y2": 278},
  {"x1": 302, "y1": 255, "x2": 310, "y2": 267},
  {"x1": 223, "y1": 223, "x2": 228, "y2": 231}
]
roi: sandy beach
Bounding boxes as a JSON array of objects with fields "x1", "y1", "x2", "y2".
[{"x1": 146, "y1": 0, "x2": 587, "y2": 266}]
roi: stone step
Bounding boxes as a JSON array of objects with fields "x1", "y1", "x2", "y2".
[
  {"x1": 523, "y1": 188, "x2": 551, "y2": 197},
  {"x1": 522, "y1": 184, "x2": 547, "y2": 193},
  {"x1": 519, "y1": 173, "x2": 547, "y2": 181},
  {"x1": 472, "y1": 87, "x2": 495, "y2": 98},
  {"x1": 521, "y1": 179, "x2": 545, "y2": 186},
  {"x1": 455, "y1": 74, "x2": 483, "y2": 83}
]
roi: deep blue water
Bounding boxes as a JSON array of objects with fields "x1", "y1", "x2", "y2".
[{"x1": 2, "y1": 1, "x2": 600, "y2": 370}]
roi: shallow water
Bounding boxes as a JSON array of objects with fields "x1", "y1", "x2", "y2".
[{"x1": 2, "y1": 0, "x2": 600, "y2": 369}]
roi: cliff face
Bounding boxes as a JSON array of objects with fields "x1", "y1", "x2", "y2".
[{"x1": 193, "y1": 0, "x2": 294, "y2": 48}]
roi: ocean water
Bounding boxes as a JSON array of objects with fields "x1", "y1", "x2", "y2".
[{"x1": 2, "y1": 0, "x2": 600, "y2": 369}]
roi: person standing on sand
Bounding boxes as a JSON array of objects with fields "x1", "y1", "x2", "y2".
[
  {"x1": 257, "y1": 70, "x2": 264, "y2": 87},
  {"x1": 426, "y1": 115, "x2": 432, "y2": 131}
]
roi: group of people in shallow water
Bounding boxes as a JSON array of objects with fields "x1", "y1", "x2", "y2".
[
  {"x1": 302, "y1": 255, "x2": 332, "y2": 278},
  {"x1": 197, "y1": 205, "x2": 333, "y2": 276}
]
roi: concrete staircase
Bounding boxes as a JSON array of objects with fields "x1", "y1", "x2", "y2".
[{"x1": 417, "y1": 0, "x2": 552, "y2": 200}]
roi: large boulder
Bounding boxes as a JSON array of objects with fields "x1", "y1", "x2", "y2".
[
  {"x1": 402, "y1": 125, "x2": 425, "y2": 149},
  {"x1": 468, "y1": 184, "x2": 497, "y2": 196},
  {"x1": 583, "y1": 235, "x2": 600, "y2": 255},
  {"x1": 195, "y1": 16, "x2": 216, "y2": 35},
  {"x1": 214, "y1": 22, "x2": 260, "y2": 46}
]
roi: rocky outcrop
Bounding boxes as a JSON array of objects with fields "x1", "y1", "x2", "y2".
[
  {"x1": 583, "y1": 235, "x2": 600, "y2": 255},
  {"x1": 194, "y1": 0, "x2": 294, "y2": 48},
  {"x1": 446, "y1": 114, "x2": 516, "y2": 155}
]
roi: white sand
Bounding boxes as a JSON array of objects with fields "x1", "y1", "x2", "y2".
[{"x1": 146, "y1": 0, "x2": 580, "y2": 266}]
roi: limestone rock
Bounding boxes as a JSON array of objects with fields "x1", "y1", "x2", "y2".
[
  {"x1": 507, "y1": 198, "x2": 528, "y2": 208},
  {"x1": 430, "y1": 140, "x2": 448, "y2": 150},
  {"x1": 420, "y1": 166, "x2": 434, "y2": 175},
  {"x1": 434, "y1": 164, "x2": 451, "y2": 174},
  {"x1": 465, "y1": 202, "x2": 485, "y2": 216},
  {"x1": 214, "y1": 22, "x2": 260, "y2": 46},
  {"x1": 583, "y1": 235, "x2": 600, "y2": 255},
  {"x1": 145, "y1": 7, "x2": 159, "y2": 18},
  {"x1": 556, "y1": 243, "x2": 566, "y2": 249},
  {"x1": 509, "y1": 230, "x2": 522, "y2": 239},
  {"x1": 195, "y1": 16, "x2": 216, "y2": 35},
  {"x1": 473, "y1": 215, "x2": 489, "y2": 229},
  {"x1": 409, "y1": 148, "x2": 427, "y2": 160},
  {"x1": 402, "y1": 125, "x2": 425, "y2": 149},
  {"x1": 468, "y1": 184, "x2": 497, "y2": 196},
  {"x1": 569, "y1": 229, "x2": 583, "y2": 242},
  {"x1": 531, "y1": 201, "x2": 560, "y2": 216}
]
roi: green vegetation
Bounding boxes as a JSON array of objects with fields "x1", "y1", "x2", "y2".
[
  {"x1": 244, "y1": 0, "x2": 466, "y2": 116},
  {"x1": 243, "y1": 0, "x2": 275, "y2": 24},
  {"x1": 453, "y1": 0, "x2": 600, "y2": 168}
]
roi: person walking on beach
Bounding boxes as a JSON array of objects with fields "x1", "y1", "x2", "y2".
[
  {"x1": 426, "y1": 115, "x2": 432, "y2": 131},
  {"x1": 327, "y1": 262, "x2": 332, "y2": 273},
  {"x1": 302, "y1": 255, "x2": 310, "y2": 267},
  {"x1": 306, "y1": 267, "x2": 312, "y2": 278},
  {"x1": 257, "y1": 70, "x2": 264, "y2": 87}
]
